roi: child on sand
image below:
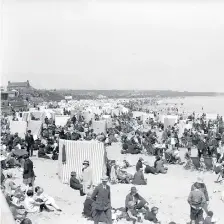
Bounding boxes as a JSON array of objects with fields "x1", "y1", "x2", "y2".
[{"x1": 204, "y1": 211, "x2": 217, "y2": 224}]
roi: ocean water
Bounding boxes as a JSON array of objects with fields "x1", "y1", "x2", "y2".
[{"x1": 162, "y1": 96, "x2": 224, "y2": 116}]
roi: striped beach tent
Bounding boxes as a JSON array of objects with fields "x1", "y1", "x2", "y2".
[{"x1": 58, "y1": 140, "x2": 107, "y2": 185}]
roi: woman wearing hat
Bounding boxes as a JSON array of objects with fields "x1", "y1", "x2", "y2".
[{"x1": 80, "y1": 160, "x2": 93, "y2": 194}]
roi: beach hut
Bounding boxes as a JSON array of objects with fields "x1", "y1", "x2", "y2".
[
  {"x1": 58, "y1": 140, "x2": 106, "y2": 185},
  {"x1": 22, "y1": 112, "x2": 31, "y2": 122},
  {"x1": 92, "y1": 120, "x2": 107, "y2": 134},
  {"x1": 27, "y1": 120, "x2": 42, "y2": 140},
  {"x1": 9, "y1": 121, "x2": 27, "y2": 138},
  {"x1": 163, "y1": 115, "x2": 178, "y2": 129},
  {"x1": 55, "y1": 115, "x2": 70, "y2": 127},
  {"x1": 102, "y1": 115, "x2": 113, "y2": 129}
]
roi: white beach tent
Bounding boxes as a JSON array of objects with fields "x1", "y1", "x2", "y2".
[
  {"x1": 10, "y1": 121, "x2": 27, "y2": 138},
  {"x1": 163, "y1": 115, "x2": 178, "y2": 129},
  {"x1": 58, "y1": 140, "x2": 106, "y2": 185},
  {"x1": 55, "y1": 115, "x2": 70, "y2": 127},
  {"x1": 27, "y1": 120, "x2": 42, "y2": 140},
  {"x1": 102, "y1": 115, "x2": 113, "y2": 129},
  {"x1": 92, "y1": 120, "x2": 107, "y2": 134}
]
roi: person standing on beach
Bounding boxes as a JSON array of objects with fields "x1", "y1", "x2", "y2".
[
  {"x1": 80, "y1": 160, "x2": 93, "y2": 195},
  {"x1": 25, "y1": 130, "x2": 34, "y2": 157},
  {"x1": 23, "y1": 155, "x2": 35, "y2": 190},
  {"x1": 91, "y1": 176, "x2": 112, "y2": 224},
  {"x1": 188, "y1": 182, "x2": 206, "y2": 224},
  {"x1": 191, "y1": 176, "x2": 209, "y2": 216}
]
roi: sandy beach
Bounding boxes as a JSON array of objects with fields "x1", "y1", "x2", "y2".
[{"x1": 7, "y1": 143, "x2": 224, "y2": 224}]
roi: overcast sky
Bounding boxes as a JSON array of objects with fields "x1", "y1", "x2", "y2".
[{"x1": 2, "y1": 0, "x2": 224, "y2": 91}]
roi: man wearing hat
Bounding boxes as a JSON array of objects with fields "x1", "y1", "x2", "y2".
[
  {"x1": 125, "y1": 186, "x2": 148, "y2": 211},
  {"x1": 91, "y1": 176, "x2": 112, "y2": 224},
  {"x1": 80, "y1": 160, "x2": 93, "y2": 194},
  {"x1": 25, "y1": 130, "x2": 34, "y2": 157},
  {"x1": 188, "y1": 182, "x2": 206, "y2": 224},
  {"x1": 191, "y1": 176, "x2": 209, "y2": 204}
]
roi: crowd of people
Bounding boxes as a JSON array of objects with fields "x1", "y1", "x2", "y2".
[{"x1": 1, "y1": 100, "x2": 224, "y2": 223}]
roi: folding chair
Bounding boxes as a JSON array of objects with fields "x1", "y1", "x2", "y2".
[
  {"x1": 203, "y1": 157, "x2": 213, "y2": 171},
  {"x1": 191, "y1": 157, "x2": 200, "y2": 170}
]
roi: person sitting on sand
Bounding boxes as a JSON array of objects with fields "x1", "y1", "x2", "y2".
[
  {"x1": 188, "y1": 183, "x2": 206, "y2": 224},
  {"x1": 144, "y1": 161, "x2": 157, "y2": 175},
  {"x1": 125, "y1": 187, "x2": 148, "y2": 211},
  {"x1": 70, "y1": 171, "x2": 85, "y2": 196},
  {"x1": 154, "y1": 156, "x2": 167, "y2": 174},
  {"x1": 4, "y1": 172, "x2": 19, "y2": 196},
  {"x1": 24, "y1": 190, "x2": 53, "y2": 213},
  {"x1": 116, "y1": 167, "x2": 132, "y2": 184},
  {"x1": 136, "y1": 157, "x2": 144, "y2": 171},
  {"x1": 126, "y1": 201, "x2": 139, "y2": 224},
  {"x1": 20, "y1": 218, "x2": 32, "y2": 224},
  {"x1": 34, "y1": 186, "x2": 62, "y2": 212},
  {"x1": 37, "y1": 144, "x2": 51, "y2": 159},
  {"x1": 144, "y1": 206, "x2": 161, "y2": 223},
  {"x1": 204, "y1": 211, "x2": 216, "y2": 224},
  {"x1": 132, "y1": 168, "x2": 147, "y2": 185}
]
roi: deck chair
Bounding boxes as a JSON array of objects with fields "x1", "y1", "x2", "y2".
[
  {"x1": 191, "y1": 157, "x2": 200, "y2": 170},
  {"x1": 203, "y1": 157, "x2": 213, "y2": 170}
]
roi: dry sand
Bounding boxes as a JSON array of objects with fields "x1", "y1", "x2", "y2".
[{"x1": 8, "y1": 143, "x2": 224, "y2": 224}]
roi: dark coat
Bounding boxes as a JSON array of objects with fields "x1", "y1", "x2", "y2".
[
  {"x1": 132, "y1": 171, "x2": 147, "y2": 185},
  {"x1": 91, "y1": 184, "x2": 111, "y2": 211},
  {"x1": 23, "y1": 159, "x2": 35, "y2": 179},
  {"x1": 70, "y1": 176, "x2": 82, "y2": 190},
  {"x1": 136, "y1": 160, "x2": 143, "y2": 171},
  {"x1": 25, "y1": 134, "x2": 34, "y2": 146}
]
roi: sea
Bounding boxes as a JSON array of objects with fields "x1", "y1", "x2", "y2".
[{"x1": 161, "y1": 96, "x2": 224, "y2": 116}]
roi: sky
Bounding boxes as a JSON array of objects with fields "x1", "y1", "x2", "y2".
[{"x1": 1, "y1": 0, "x2": 224, "y2": 91}]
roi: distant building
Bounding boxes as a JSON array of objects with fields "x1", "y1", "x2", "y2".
[
  {"x1": 65, "y1": 96, "x2": 73, "y2": 100},
  {"x1": 7, "y1": 80, "x2": 30, "y2": 91},
  {"x1": 97, "y1": 94, "x2": 107, "y2": 99}
]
